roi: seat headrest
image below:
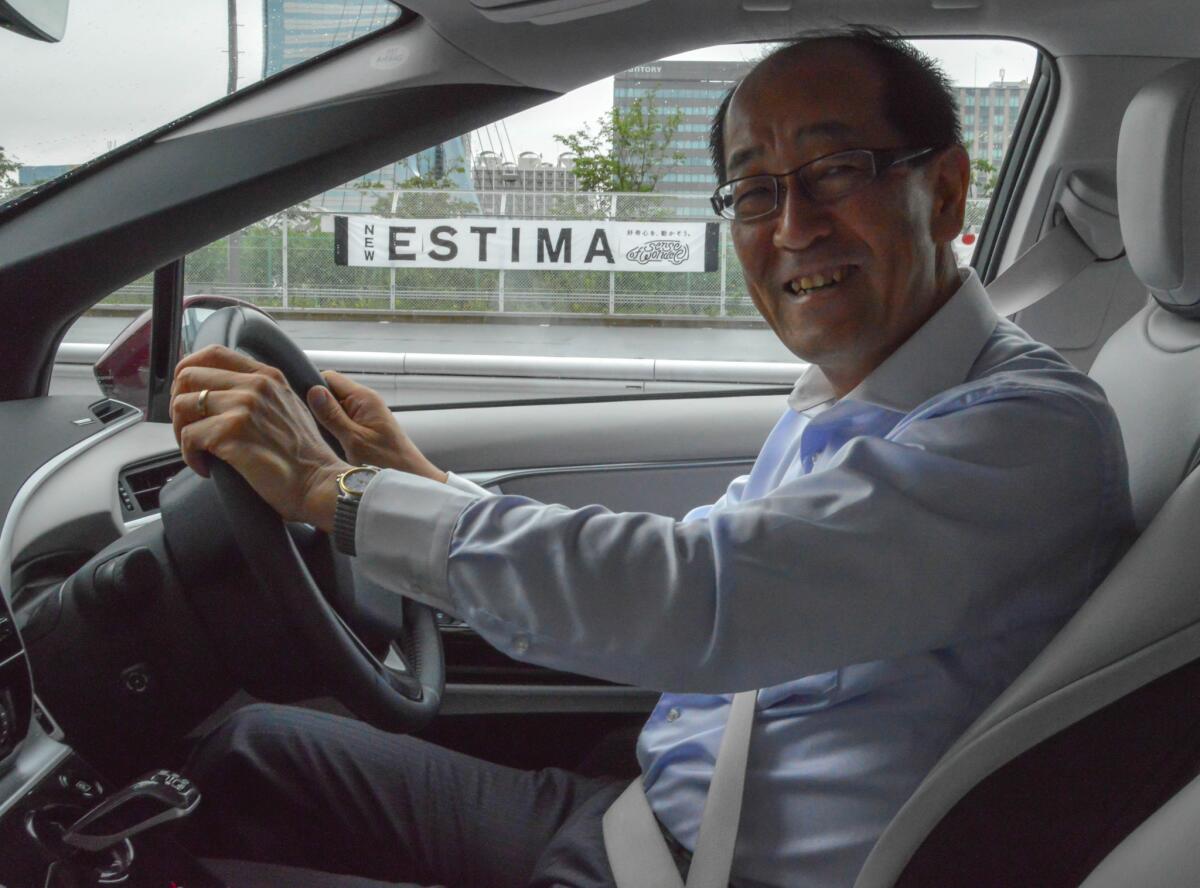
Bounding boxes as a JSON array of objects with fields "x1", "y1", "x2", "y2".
[{"x1": 1118, "y1": 59, "x2": 1200, "y2": 317}]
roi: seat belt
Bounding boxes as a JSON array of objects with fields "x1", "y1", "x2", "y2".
[
  {"x1": 986, "y1": 222, "x2": 1098, "y2": 317},
  {"x1": 603, "y1": 690, "x2": 757, "y2": 888}
]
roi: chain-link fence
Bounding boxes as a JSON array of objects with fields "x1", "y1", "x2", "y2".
[{"x1": 64, "y1": 187, "x2": 989, "y2": 321}]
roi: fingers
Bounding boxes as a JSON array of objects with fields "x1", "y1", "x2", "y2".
[
  {"x1": 320, "y1": 369, "x2": 361, "y2": 400},
  {"x1": 176, "y1": 414, "x2": 228, "y2": 477},
  {"x1": 171, "y1": 386, "x2": 249, "y2": 426},
  {"x1": 307, "y1": 383, "x2": 355, "y2": 439},
  {"x1": 170, "y1": 365, "x2": 246, "y2": 401},
  {"x1": 170, "y1": 387, "x2": 242, "y2": 468},
  {"x1": 175, "y1": 344, "x2": 276, "y2": 379},
  {"x1": 320, "y1": 369, "x2": 390, "y2": 423},
  {"x1": 169, "y1": 356, "x2": 285, "y2": 461}
]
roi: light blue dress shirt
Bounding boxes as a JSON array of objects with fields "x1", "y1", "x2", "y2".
[{"x1": 354, "y1": 270, "x2": 1133, "y2": 888}]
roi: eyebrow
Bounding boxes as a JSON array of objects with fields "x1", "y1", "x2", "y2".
[{"x1": 726, "y1": 120, "x2": 858, "y2": 177}]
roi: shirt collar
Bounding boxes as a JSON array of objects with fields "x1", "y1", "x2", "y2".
[{"x1": 787, "y1": 269, "x2": 1000, "y2": 414}]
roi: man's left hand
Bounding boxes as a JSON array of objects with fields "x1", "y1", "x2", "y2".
[{"x1": 169, "y1": 345, "x2": 352, "y2": 532}]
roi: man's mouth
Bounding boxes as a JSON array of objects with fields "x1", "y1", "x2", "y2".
[{"x1": 786, "y1": 265, "x2": 853, "y2": 297}]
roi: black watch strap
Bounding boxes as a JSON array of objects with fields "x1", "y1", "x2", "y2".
[{"x1": 333, "y1": 496, "x2": 359, "y2": 556}]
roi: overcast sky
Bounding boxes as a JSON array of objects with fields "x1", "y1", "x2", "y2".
[{"x1": 2, "y1": 1, "x2": 1037, "y2": 170}]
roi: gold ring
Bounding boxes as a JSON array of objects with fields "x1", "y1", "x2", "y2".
[{"x1": 198, "y1": 388, "x2": 210, "y2": 419}]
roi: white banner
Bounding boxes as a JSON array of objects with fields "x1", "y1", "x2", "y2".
[{"x1": 334, "y1": 216, "x2": 719, "y2": 273}]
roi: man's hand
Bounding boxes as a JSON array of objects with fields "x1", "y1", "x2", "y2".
[
  {"x1": 169, "y1": 346, "x2": 353, "y2": 533},
  {"x1": 306, "y1": 370, "x2": 447, "y2": 484}
]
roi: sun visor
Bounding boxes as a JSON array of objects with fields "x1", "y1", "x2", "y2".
[{"x1": 471, "y1": 0, "x2": 651, "y2": 24}]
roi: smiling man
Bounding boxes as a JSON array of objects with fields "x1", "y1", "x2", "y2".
[
  {"x1": 715, "y1": 37, "x2": 967, "y2": 392},
  {"x1": 171, "y1": 28, "x2": 1132, "y2": 888}
]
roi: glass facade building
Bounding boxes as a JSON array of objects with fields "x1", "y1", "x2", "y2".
[
  {"x1": 613, "y1": 60, "x2": 750, "y2": 213},
  {"x1": 613, "y1": 59, "x2": 1029, "y2": 212},
  {"x1": 262, "y1": 0, "x2": 401, "y2": 77}
]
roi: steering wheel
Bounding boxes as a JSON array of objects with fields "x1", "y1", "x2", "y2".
[{"x1": 160, "y1": 305, "x2": 443, "y2": 732}]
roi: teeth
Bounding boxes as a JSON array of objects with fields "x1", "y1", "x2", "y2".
[{"x1": 790, "y1": 266, "x2": 848, "y2": 295}]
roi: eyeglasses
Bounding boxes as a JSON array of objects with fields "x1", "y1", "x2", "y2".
[{"x1": 710, "y1": 147, "x2": 937, "y2": 222}]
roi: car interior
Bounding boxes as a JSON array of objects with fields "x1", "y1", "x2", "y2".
[{"x1": 4, "y1": 0, "x2": 1200, "y2": 885}]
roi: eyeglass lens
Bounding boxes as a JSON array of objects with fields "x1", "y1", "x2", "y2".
[{"x1": 721, "y1": 150, "x2": 879, "y2": 220}]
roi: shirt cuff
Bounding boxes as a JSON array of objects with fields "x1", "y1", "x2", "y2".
[
  {"x1": 445, "y1": 471, "x2": 495, "y2": 497},
  {"x1": 354, "y1": 469, "x2": 486, "y2": 615}
]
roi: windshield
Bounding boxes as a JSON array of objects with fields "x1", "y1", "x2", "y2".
[{"x1": 0, "y1": 0, "x2": 403, "y2": 204}]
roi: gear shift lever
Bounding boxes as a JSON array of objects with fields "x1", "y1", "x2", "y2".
[{"x1": 61, "y1": 769, "x2": 200, "y2": 852}]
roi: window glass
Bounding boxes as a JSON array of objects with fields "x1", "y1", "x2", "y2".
[
  {"x1": 0, "y1": 0, "x2": 402, "y2": 206},
  {"x1": 51, "y1": 38, "x2": 1038, "y2": 406}
]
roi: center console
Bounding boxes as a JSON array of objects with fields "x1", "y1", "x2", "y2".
[{"x1": 0, "y1": 592, "x2": 219, "y2": 888}]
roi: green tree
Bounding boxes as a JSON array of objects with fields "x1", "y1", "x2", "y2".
[
  {"x1": 0, "y1": 146, "x2": 20, "y2": 188},
  {"x1": 971, "y1": 157, "x2": 998, "y2": 197},
  {"x1": 555, "y1": 94, "x2": 685, "y2": 193}
]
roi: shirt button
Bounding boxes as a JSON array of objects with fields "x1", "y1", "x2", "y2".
[
  {"x1": 513, "y1": 636, "x2": 530, "y2": 655},
  {"x1": 667, "y1": 708, "x2": 681, "y2": 722}
]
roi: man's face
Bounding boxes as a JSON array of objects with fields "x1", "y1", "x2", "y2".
[{"x1": 723, "y1": 44, "x2": 966, "y2": 383}]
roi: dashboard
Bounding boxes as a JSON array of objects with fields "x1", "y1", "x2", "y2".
[{"x1": 0, "y1": 389, "x2": 761, "y2": 884}]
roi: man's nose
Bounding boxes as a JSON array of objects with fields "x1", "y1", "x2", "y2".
[{"x1": 772, "y1": 177, "x2": 833, "y2": 251}]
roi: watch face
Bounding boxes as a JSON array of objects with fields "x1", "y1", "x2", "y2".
[{"x1": 340, "y1": 467, "x2": 377, "y2": 495}]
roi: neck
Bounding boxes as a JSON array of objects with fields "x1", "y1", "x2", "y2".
[{"x1": 821, "y1": 253, "x2": 962, "y2": 398}]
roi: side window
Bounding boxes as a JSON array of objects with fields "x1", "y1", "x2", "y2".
[{"x1": 52, "y1": 39, "x2": 1039, "y2": 406}]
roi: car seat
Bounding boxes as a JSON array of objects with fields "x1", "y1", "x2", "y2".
[{"x1": 853, "y1": 57, "x2": 1200, "y2": 888}]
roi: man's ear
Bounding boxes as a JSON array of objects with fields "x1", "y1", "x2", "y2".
[{"x1": 928, "y1": 145, "x2": 971, "y2": 246}]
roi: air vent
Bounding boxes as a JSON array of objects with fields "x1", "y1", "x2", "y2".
[
  {"x1": 118, "y1": 454, "x2": 187, "y2": 517},
  {"x1": 471, "y1": 0, "x2": 650, "y2": 25},
  {"x1": 90, "y1": 399, "x2": 135, "y2": 424}
]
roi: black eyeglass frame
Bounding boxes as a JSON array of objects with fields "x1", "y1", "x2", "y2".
[{"x1": 709, "y1": 146, "x2": 939, "y2": 221}]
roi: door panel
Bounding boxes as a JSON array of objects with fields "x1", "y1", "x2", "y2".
[
  {"x1": 397, "y1": 393, "x2": 784, "y2": 473},
  {"x1": 479, "y1": 459, "x2": 753, "y2": 519},
  {"x1": 394, "y1": 393, "x2": 784, "y2": 716}
]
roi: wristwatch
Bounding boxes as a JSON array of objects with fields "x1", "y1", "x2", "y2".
[{"x1": 333, "y1": 466, "x2": 380, "y2": 556}]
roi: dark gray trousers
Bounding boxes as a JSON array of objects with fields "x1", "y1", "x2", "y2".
[{"x1": 181, "y1": 703, "x2": 627, "y2": 888}]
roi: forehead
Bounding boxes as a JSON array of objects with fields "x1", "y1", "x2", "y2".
[{"x1": 724, "y1": 43, "x2": 898, "y2": 175}]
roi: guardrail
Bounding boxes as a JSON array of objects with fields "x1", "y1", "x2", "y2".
[{"x1": 57, "y1": 343, "x2": 804, "y2": 387}]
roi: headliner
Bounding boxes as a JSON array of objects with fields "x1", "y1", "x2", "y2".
[{"x1": 407, "y1": 0, "x2": 1191, "y2": 97}]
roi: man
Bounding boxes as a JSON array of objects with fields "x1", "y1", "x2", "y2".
[{"x1": 171, "y1": 30, "x2": 1132, "y2": 888}]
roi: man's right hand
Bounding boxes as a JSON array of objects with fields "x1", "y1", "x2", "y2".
[{"x1": 306, "y1": 370, "x2": 448, "y2": 483}]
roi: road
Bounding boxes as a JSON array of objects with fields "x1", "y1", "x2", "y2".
[
  {"x1": 63, "y1": 316, "x2": 795, "y2": 362},
  {"x1": 54, "y1": 315, "x2": 800, "y2": 405}
]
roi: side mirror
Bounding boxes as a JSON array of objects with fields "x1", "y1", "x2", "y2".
[
  {"x1": 0, "y1": 0, "x2": 70, "y2": 42},
  {"x1": 93, "y1": 295, "x2": 259, "y2": 410}
]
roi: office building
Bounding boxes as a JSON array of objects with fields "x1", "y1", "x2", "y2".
[
  {"x1": 612, "y1": 60, "x2": 1029, "y2": 207},
  {"x1": 954, "y1": 77, "x2": 1031, "y2": 169},
  {"x1": 262, "y1": 0, "x2": 400, "y2": 77},
  {"x1": 613, "y1": 60, "x2": 750, "y2": 209}
]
